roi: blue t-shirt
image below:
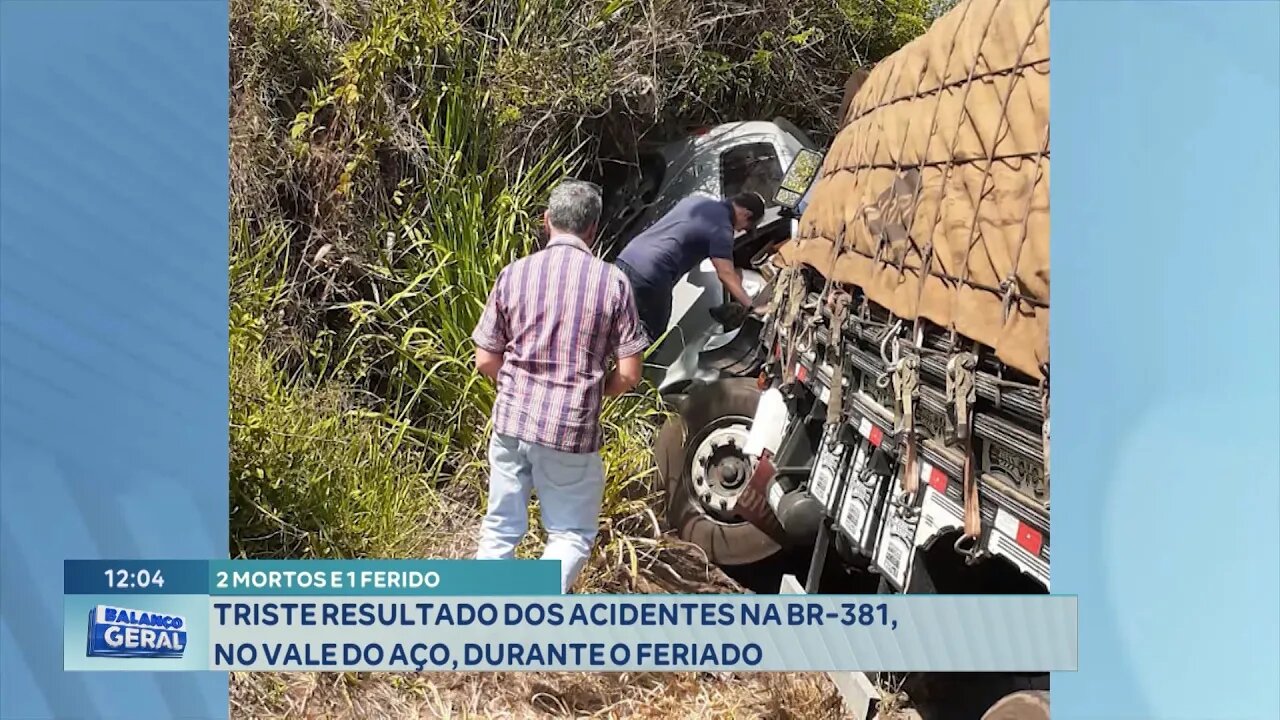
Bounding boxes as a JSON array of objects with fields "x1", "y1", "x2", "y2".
[{"x1": 616, "y1": 196, "x2": 734, "y2": 290}]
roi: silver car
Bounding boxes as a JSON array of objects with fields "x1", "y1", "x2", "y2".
[{"x1": 600, "y1": 118, "x2": 820, "y2": 397}]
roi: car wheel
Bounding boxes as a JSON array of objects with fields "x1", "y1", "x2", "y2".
[{"x1": 655, "y1": 378, "x2": 782, "y2": 566}]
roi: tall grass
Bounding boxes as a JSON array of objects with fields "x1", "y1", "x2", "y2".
[{"x1": 230, "y1": 0, "x2": 668, "y2": 561}]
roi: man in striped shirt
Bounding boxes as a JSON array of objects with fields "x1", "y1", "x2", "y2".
[{"x1": 471, "y1": 180, "x2": 649, "y2": 593}]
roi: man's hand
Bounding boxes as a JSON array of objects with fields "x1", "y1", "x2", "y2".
[
  {"x1": 711, "y1": 257, "x2": 755, "y2": 309},
  {"x1": 604, "y1": 354, "x2": 644, "y2": 397},
  {"x1": 475, "y1": 348, "x2": 504, "y2": 380}
]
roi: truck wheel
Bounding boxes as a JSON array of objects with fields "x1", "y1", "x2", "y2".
[
  {"x1": 980, "y1": 691, "x2": 1050, "y2": 720},
  {"x1": 655, "y1": 378, "x2": 782, "y2": 566}
]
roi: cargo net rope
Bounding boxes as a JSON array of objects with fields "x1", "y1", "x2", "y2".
[{"x1": 771, "y1": 0, "x2": 1050, "y2": 538}]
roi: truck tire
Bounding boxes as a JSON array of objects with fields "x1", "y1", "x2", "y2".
[
  {"x1": 655, "y1": 378, "x2": 782, "y2": 566},
  {"x1": 980, "y1": 691, "x2": 1050, "y2": 720}
]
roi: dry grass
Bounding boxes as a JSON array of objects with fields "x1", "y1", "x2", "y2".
[
  {"x1": 231, "y1": 669, "x2": 846, "y2": 720},
  {"x1": 228, "y1": 326, "x2": 849, "y2": 718},
  {"x1": 229, "y1": 481, "x2": 850, "y2": 720}
]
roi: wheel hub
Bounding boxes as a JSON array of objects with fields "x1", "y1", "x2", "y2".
[
  {"x1": 717, "y1": 457, "x2": 747, "y2": 489},
  {"x1": 688, "y1": 423, "x2": 753, "y2": 522}
]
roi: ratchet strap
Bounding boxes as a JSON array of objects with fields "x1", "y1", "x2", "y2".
[
  {"x1": 765, "y1": 265, "x2": 796, "y2": 324},
  {"x1": 891, "y1": 353, "x2": 921, "y2": 495},
  {"x1": 962, "y1": 432, "x2": 980, "y2": 538},
  {"x1": 779, "y1": 268, "x2": 808, "y2": 385},
  {"x1": 892, "y1": 240, "x2": 933, "y2": 499},
  {"x1": 945, "y1": 352, "x2": 978, "y2": 444},
  {"x1": 763, "y1": 265, "x2": 796, "y2": 373},
  {"x1": 825, "y1": 291, "x2": 853, "y2": 427},
  {"x1": 762, "y1": 265, "x2": 792, "y2": 349},
  {"x1": 946, "y1": 350, "x2": 981, "y2": 538}
]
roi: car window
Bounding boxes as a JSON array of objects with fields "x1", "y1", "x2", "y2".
[{"x1": 720, "y1": 142, "x2": 783, "y2": 205}]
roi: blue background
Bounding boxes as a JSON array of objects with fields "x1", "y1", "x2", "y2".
[
  {"x1": 1055, "y1": 2, "x2": 1279, "y2": 719},
  {"x1": 0, "y1": 0, "x2": 231, "y2": 717},
  {"x1": 204, "y1": 559, "x2": 561, "y2": 595},
  {"x1": 1, "y1": 0, "x2": 1277, "y2": 719}
]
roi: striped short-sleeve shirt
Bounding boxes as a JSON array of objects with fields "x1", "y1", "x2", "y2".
[{"x1": 472, "y1": 234, "x2": 649, "y2": 454}]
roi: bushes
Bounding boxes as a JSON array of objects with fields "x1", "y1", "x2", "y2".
[
  {"x1": 229, "y1": 339, "x2": 434, "y2": 559},
  {"x1": 229, "y1": 220, "x2": 435, "y2": 559}
]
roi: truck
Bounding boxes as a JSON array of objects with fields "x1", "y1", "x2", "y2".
[{"x1": 648, "y1": 0, "x2": 1053, "y2": 717}]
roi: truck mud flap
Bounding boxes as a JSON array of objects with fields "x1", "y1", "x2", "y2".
[
  {"x1": 834, "y1": 444, "x2": 893, "y2": 561},
  {"x1": 911, "y1": 455, "x2": 1050, "y2": 590},
  {"x1": 870, "y1": 462, "x2": 923, "y2": 592},
  {"x1": 733, "y1": 454, "x2": 787, "y2": 545}
]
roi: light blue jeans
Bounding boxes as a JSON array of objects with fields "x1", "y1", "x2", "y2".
[{"x1": 475, "y1": 433, "x2": 605, "y2": 593}]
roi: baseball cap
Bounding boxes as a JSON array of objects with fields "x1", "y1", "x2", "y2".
[{"x1": 732, "y1": 191, "x2": 767, "y2": 225}]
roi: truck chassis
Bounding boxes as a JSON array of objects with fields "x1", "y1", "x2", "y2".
[{"x1": 660, "y1": 262, "x2": 1052, "y2": 719}]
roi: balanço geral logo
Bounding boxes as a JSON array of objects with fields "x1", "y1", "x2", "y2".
[{"x1": 86, "y1": 604, "x2": 187, "y2": 659}]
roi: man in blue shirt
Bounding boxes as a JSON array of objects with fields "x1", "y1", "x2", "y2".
[{"x1": 615, "y1": 192, "x2": 766, "y2": 343}]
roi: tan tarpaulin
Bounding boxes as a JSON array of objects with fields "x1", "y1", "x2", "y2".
[{"x1": 776, "y1": 0, "x2": 1050, "y2": 380}]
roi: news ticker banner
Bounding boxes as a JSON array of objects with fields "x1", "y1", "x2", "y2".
[{"x1": 64, "y1": 560, "x2": 1077, "y2": 673}]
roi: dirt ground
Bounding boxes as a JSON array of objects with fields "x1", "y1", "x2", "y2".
[{"x1": 229, "y1": 491, "x2": 853, "y2": 720}]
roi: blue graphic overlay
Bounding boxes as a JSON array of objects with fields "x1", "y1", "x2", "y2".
[
  {"x1": 61, "y1": 593, "x2": 1078, "y2": 673},
  {"x1": 63, "y1": 559, "x2": 561, "y2": 597},
  {"x1": 208, "y1": 559, "x2": 561, "y2": 596},
  {"x1": 86, "y1": 605, "x2": 189, "y2": 660},
  {"x1": 65, "y1": 560, "x2": 209, "y2": 595},
  {"x1": 205, "y1": 595, "x2": 1077, "y2": 673},
  {"x1": 1055, "y1": 2, "x2": 1280, "y2": 719},
  {"x1": 0, "y1": 0, "x2": 229, "y2": 717}
]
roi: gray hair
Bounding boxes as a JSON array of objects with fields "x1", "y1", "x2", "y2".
[{"x1": 546, "y1": 180, "x2": 602, "y2": 237}]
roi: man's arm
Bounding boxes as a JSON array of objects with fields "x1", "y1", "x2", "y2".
[
  {"x1": 604, "y1": 354, "x2": 643, "y2": 397},
  {"x1": 708, "y1": 215, "x2": 758, "y2": 311},
  {"x1": 472, "y1": 270, "x2": 510, "y2": 380},
  {"x1": 605, "y1": 271, "x2": 652, "y2": 398},
  {"x1": 712, "y1": 256, "x2": 757, "y2": 310}
]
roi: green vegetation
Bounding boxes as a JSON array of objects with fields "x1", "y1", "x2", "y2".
[{"x1": 228, "y1": 0, "x2": 947, "y2": 565}]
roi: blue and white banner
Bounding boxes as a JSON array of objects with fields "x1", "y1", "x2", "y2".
[{"x1": 64, "y1": 560, "x2": 1077, "y2": 673}]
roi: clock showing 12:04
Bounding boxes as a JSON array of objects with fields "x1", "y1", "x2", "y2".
[{"x1": 103, "y1": 568, "x2": 166, "y2": 590}]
